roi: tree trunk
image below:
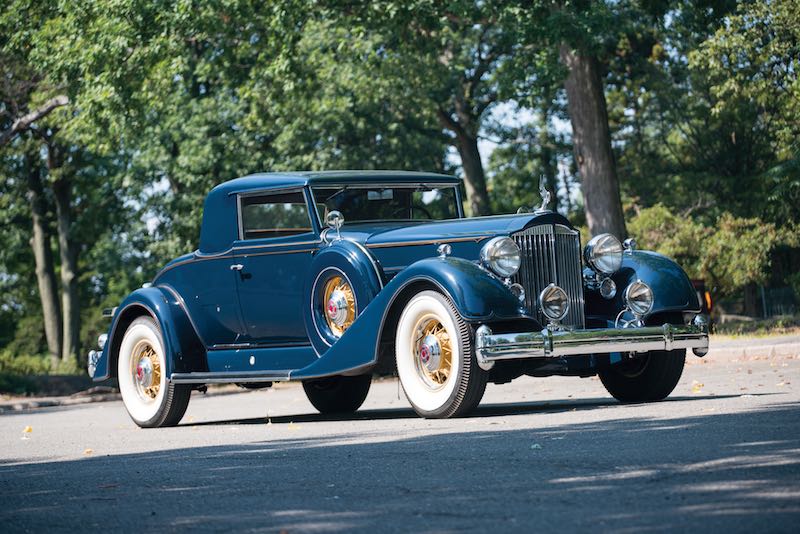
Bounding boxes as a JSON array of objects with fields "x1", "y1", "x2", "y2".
[
  {"x1": 25, "y1": 152, "x2": 62, "y2": 366},
  {"x1": 48, "y1": 142, "x2": 80, "y2": 364},
  {"x1": 743, "y1": 283, "x2": 762, "y2": 318},
  {"x1": 455, "y1": 133, "x2": 491, "y2": 216},
  {"x1": 53, "y1": 177, "x2": 80, "y2": 363},
  {"x1": 559, "y1": 44, "x2": 627, "y2": 239}
]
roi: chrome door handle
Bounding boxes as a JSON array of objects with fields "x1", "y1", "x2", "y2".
[{"x1": 230, "y1": 264, "x2": 244, "y2": 271}]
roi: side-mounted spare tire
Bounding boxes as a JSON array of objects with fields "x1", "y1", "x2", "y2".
[{"x1": 303, "y1": 240, "x2": 383, "y2": 355}]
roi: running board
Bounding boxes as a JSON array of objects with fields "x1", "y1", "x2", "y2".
[{"x1": 170, "y1": 370, "x2": 291, "y2": 384}]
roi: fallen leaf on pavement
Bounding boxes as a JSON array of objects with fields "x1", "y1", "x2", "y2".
[
  {"x1": 691, "y1": 380, "x2": 704, "y2": 393},
  {"x1": 83, "y1": 448, "x2": 93, "y2": 455},
  {"x1": 22, "y1": 426, "x2": 32, "y2": 433}
]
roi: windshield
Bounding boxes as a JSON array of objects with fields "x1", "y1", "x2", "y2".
[{"x1": 312, "y1": 186, "x2": 461, "y2": 224}]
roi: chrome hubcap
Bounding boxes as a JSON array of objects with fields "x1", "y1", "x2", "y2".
[
  {"x1": 326, "y1": 289, "x2": 349, "y2": 327},
  {"x1": 322, "y1": 275, "x2": 356, "y2": 337},
  {"x1": 418, "y1": 334, "x2": 442, "y2": 373},
  {"x1": 132, "y1": 342, "x2": 161, "y2": 400},
  {"x1": 413, "y1": 317, "x2": 453, "y2": 389},
  {"x1": 136, "y1": 356, "x2": 154, "y2": 388}
]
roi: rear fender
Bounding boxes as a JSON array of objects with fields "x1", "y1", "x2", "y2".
[
  {"x1": 291, "y1": 256, "x2": 523, "y2": 379},
  {"x1": 93, "y1": 286, "x2": 207, "y2": 381}
]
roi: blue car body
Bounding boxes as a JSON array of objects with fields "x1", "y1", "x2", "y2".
[{"x1": 91, "y1": 171, "x2": 702, "y2": 387}]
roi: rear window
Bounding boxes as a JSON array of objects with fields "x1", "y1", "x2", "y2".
[{"x1": 239, "y1": 191, "x2": 311, "y2": 240}]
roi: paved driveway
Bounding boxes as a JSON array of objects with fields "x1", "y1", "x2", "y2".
[{"x1": 1, "y1": 339, "x2": 798, "y2": 532}]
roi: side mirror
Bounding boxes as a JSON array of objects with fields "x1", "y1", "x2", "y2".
[{"x1": 325, "y1": 210, "x2": 344, "y2": 240}]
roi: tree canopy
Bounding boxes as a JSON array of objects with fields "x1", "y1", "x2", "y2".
[{"x1": 1, "y1": 0, "x2": 798, "y2": 368}]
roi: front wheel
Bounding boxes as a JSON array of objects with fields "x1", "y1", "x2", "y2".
[
  {"x1": 118, "y1": 317, "x2": 191, "y2": 428},
  {"x1": 302, "y1": 374, "x2": 372, "y2": 414},
  {"x1": 395, "y1": 290, "x2": 487, "y2": 418},
  {"x1": 599, "y1": 349, "x2": 686, "y2": 403}
]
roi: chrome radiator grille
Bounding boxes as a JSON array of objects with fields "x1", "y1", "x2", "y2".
[{"x1": 511, "y1": 224, "x2": 586, "y2": 329}]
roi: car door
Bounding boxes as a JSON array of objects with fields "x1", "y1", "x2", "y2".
[{"x1": 232, "y1": 188, "x2": 319, "y2": 345}]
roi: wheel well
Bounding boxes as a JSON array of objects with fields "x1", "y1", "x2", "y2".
[
  {"x1": 108, "y1": 305, "x2": 154, "y2": 378},
  {"x1": 375, "y1": 280, "x2": 445, "y2": 375}
]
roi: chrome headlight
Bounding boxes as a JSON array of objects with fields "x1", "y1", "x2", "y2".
[
  {"x1": 624, "y1": 280, "x2": 654, "y2": 316},
  {"x1": 539, "y1": 284, "x2": 569, "y2": 322},
  {"x1": 97, "y1": 333, "x2": 108, "y2": 350},
  {"x1": 584, "y1": 233, "x2": 623, "y2": 274},
  {"x1": 480, "y1": 237, "x2": 521, "y2": 278}
]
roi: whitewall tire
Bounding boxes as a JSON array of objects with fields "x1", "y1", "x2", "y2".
[
  {"x1": 395, "y1": 290, "x2": 487, "y2": 418},
  {"x1": 117, "y1": 317, "x2": 191, "y2": 428}
]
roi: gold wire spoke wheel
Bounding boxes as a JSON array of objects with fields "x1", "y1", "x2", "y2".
[
  {"x1": 412, "y1": 316, "x2": 453, "y2": 390},
  {"x1": 131, "y1": 341, "x2": 162, "y2": 401},
  {"x1": 322, "y1": 275, "x2": 356, "y2": 337}
]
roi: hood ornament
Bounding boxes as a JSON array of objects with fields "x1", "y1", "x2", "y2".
[
  {"x1": 535, "y1": 176, "x2": 551, "y2": 213},
  {"x1": 516, "y1": 176, "x2": 552, "y2": 214}
]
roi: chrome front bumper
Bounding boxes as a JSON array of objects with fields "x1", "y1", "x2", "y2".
[{"x1": 475, "y1": 316, "x2": 709, "y2": 371}]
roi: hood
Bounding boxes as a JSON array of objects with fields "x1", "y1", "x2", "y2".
[
  {"x1": 337, "y1": 211, "x2": 573, "y2": 272},
  {"x1": 337, "y1": 212, "x2": 572, "y2": 246}
]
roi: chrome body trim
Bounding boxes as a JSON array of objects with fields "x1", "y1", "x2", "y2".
[
  {"x1": 347, "y1": 239, "x2": 385, "y2": 289},
  {"x1": 475, "y1": 318, "x2": 709, "y2": 371},
  {"x1": 171, "y1": 370, "x2": 291, "y2": 384},
  {"x1": 365, "y1": 235, "x2": 492, "y2": 249}
]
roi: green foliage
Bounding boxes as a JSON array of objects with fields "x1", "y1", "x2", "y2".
[
  {"x1": 0, "y1": 350, "x2": 50, "y2": 375},
  {"x1": 1, "y1": 0, "x2": 799, "y2": 377},
  {"x1": 629, "y1": 205, "x2": 789, "y2": 297}
]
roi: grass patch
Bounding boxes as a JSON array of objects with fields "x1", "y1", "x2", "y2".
[
  {"x1": 0, "y1": 351, "x2": 85, "y2": 395},
  {"x1": 714, "y1": 315, "x2": 800, "y2": 337}
]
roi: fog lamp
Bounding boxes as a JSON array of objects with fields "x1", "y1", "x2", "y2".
[
  {"x1": 624, "y1": 280, "x2": 654, "y2": 317},
  {"x1": 539, "y1": 284, "x2": 569, "y2": 322}
]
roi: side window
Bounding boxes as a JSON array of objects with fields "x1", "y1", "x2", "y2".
[{"x1": 240, "y1": 191, "x2": 311, "y2": 240}]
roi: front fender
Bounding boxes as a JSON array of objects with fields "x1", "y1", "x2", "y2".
[
  {"x1": 389, "y1": 257, "x2": 523, "y2": 321},
  {"x1": 586, "y1": 251, "x2": 701, "y2": 320},
  {"x1": 291, "y1": 256, "x2": 523, "y2": 379},
  {"x1": 92, "y1": 286, "x2": 207, "y2": 381}
]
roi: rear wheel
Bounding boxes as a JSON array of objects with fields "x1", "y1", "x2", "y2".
[
  {"x1": 118, "y1": 317, "x2": 191, "y2": 428},
  {"x1": 395, "y1": 290, "x2": 487, "y2": 418},
  {"x1": 599, "y1": 349, "x2": 686, "y2": 403},
  {"x1": 302, "y1": 374, "x2": 372, "y2": 414}
]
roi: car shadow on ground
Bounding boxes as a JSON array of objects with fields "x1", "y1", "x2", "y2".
[
  {"x1": 182, "y1": 393, "x2": 765, "y2": 426},
  {"x1": 3, "y1": 397, "x2": 798, "y2": 532}
]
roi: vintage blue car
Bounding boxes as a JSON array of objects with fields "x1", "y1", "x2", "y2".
[{"x1": 88, "y1": 171, "x2": 709, "y2": 427}]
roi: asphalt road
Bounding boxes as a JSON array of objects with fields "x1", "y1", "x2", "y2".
[{"x1": 1, "y1": 339, "x2": 799, "y2": 533}]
